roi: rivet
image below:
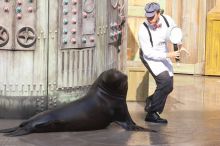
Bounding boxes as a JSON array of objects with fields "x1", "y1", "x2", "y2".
[
  {"x1": 63, "y1": 9, "x2": 68, "y2": 15},
  {"x1": 71, "y1": 28, "x2": 76, "y2": 34},
  {"x1": 64, "y1": 0, "x2": 69, "y2": 5},
  {"x1": 63, "y1": 38, "x2": 68, "y2": 44},
  {"x1": 90, "y1": 37, "x2": 95, "y2": 42},
  {"x1": 72, "y1": 9, "x2": 77, "y2": 14},
  {"x1": 63, "y1": 28, "x2": 68, "y2": 34},
  {"x1": 71, "y1": 38, "x2": 76, "y2": 44},
  {"x1": 17, "y1": 0, "x2": 22, "y2": 5},
  {"x1": 28, "y1": 7, "x2": 33, "y2": 13},
  {"x1": 16, "y1": 13, "x2": 22, "y2": 19},
  {"x1": 82, "y1": 12, "x2": 87, "y2": 18},
  {"x1": 82, "y1": 37, "x2": 86, "y2": 43},
  {"x1": 63, "y1": 19, "x2": 68, "y2": 25},
  {"x1": 72, "y1": 0, "x2": 77, "y2": 5},
  {"x1": 4, "y1": 7, "x2": 9, "y2": 12},
  {"x1": 16, "y1": 7, "x2": 22, "y2": 13},
  {"x1": 71, "y1": 18, "x2": 77, "y2": 24}
]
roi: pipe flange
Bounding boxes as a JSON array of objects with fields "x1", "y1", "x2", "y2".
[
  {"x1": 0, "y1": 26, "x2": 9, "y2": 47},
  {"x1": 17, "y1": 27, "x2": 36, "y2": 48}
]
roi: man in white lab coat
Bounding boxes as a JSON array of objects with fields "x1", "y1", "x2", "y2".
[{"x1": 138, "y1": 2, "x2": 180, "y2": 124}]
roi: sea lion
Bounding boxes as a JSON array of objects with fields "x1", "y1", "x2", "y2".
[{"x1": 0, "y1": 69, "x2": 155, "y2": 136}]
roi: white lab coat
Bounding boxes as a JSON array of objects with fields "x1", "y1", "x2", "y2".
[{"x1": 138, "y1": 14, "x2": 176, "y2": 76}]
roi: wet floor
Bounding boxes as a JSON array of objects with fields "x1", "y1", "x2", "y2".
[{"x1": 0, "y1": 74, "x2": 220, "y2": 146}]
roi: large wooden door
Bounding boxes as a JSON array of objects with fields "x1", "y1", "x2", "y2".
[
  {"x1": 0, "y1": 0, "x2": 48, "y2": 118},
  {"x1": 166, "y1": 0, "x2": 216, "y2": 75},
  {"x1": 127, "y1": 0, "x2": 216, "y2": 75},
  {"x1": 48, "y1": 0, "x2": 127, "y2": 108},
  {"x1": 95, "y1": 0, "x2": 126, "y2": 75},
  {"x1": 205, "y1": 9, "x2": 220, "y2": 75},
  {"x1": 48, "y1": 0, "x2": 97, "y2": 109},
  {"x1": 0, "y1": 0, "x2": 127, "y2": 118}
]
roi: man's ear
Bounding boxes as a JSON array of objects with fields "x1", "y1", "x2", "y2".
[{"x1": 160, "y1": 9, "x2": 164, "y2": 14}]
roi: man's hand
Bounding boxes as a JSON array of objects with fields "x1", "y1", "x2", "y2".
[{"x1": 166, "y1": 51, "x2": 180, "y2": 59}]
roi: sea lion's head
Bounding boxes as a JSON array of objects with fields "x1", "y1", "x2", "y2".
[{"x1": 100, "y1": 69, "x2": 128, "y2": 98}]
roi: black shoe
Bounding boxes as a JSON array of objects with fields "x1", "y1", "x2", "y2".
[
  {"x1": 144, "y1": 98, "x2": 152, "y2": 112},
  {"x1": 145, "y1": 112, "x2": 168, "y2": 124}
]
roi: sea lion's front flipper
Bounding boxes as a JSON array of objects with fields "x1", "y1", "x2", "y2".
[
  {"x1": 0, "y1": 127, "x2": 18, "y2": 133},
  {"x1": 115, "y1": 121, "x2": 156, "y2": 132},
  {"x1": 114, "y1": 102, "x2": 156, "y2": 132},
  {"x1": 4, "y1": 127, "x2": 31, "y2": 137}
]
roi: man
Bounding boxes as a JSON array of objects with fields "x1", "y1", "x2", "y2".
[{"x1": 138, "y1": 2, "x2": 180, "y2": 124}]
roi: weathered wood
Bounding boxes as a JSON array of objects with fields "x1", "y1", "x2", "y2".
[
  {"x1": 127, "y1": 0, "x2": 216, "y2": 75},
  {"x1": 205, "y1": 8, "x2": 220, "y2": 75},
  {"x1": 126, "y1": 61, "x2": 148, "y2": 101}
]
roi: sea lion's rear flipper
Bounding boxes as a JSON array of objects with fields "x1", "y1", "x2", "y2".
[
  {"x1": 115, "y1": 121, "x2": 156, "y2": 132},
  {"x1": 4, "y1": 127, "x2": 30, "y2": 137},
  {"x1": 0, "y1": 127, "x2": 18, "y2": 133}
]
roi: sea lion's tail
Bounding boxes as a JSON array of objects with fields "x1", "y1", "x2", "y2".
[{"x1": 0, "y1": 127, "x2": 30, "y2": 137}]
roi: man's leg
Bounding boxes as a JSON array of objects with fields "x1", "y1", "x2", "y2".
[{"x1": 145, "y1": 71, "x2": 173, "y2": 123}]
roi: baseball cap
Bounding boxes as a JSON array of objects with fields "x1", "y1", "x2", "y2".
[{"x1": 145, "y1": 2, "x2": 160, "y2": 18}]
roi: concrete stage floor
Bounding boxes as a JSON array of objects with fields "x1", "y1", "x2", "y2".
[{"x1": 0, "y1": 74, "x2": 220, "y2": 146}]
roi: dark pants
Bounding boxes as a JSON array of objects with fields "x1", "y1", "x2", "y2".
[
  {"x1": 140, "y1": 50, "x2": 173, "y2": 114},
  {"x1": 149, "y1": 71, "x2": 173, "y2": 113}
]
